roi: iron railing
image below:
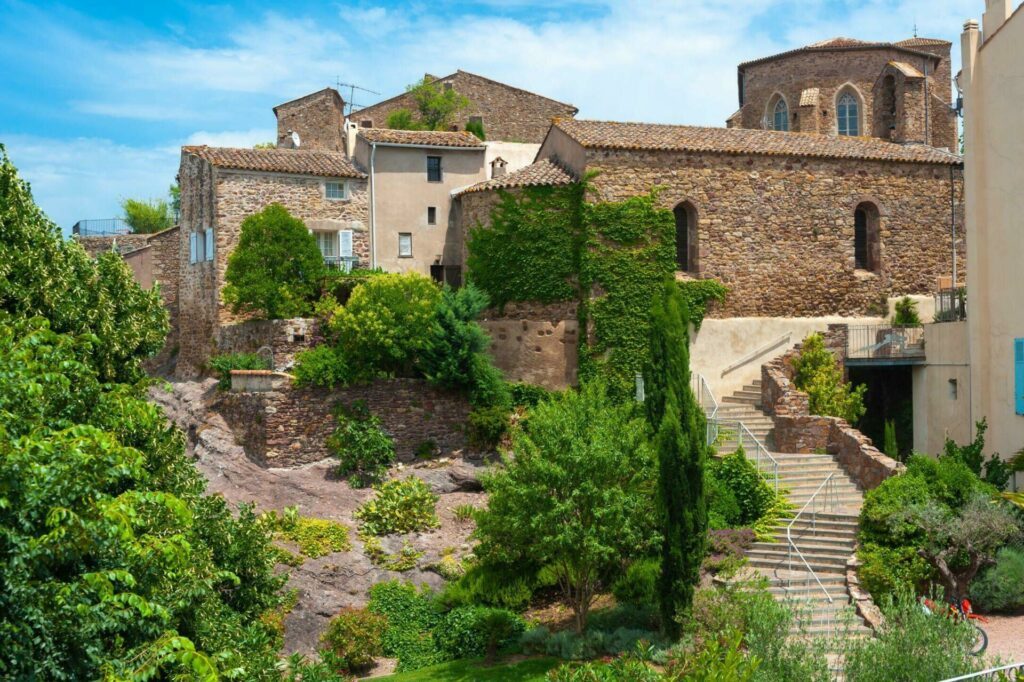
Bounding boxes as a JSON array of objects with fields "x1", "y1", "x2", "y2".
[
  {"x1": 787, "y1": 473, "x2": 838, "y2": 604},
  {"x1": 692, "y1": 374, "x2": 720, "y2": 446},
  {"x1": 72, "y1": 218, "x2": 133, "y2": 237},
  {"x1": 935, "y1": 287, "x2": 967, "y2": 322},
  {"x1": 940, "y1": 662, "x2": 1024, "y2": 681},
  {"x1": 846, "y1": 325, "x2": 925, "y2": 362},
  {"x1": 323, "y1": 256, "x2": 360, "y2": 273}
]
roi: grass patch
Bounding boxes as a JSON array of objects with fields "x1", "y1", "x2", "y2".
[{"x1": 374, "y1": 656, "x2": 560, "y2": 681}]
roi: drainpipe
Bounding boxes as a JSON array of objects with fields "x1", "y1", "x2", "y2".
[
  {"x1": 369, "y1": 142, "x2": 377, "y2": 269},
  {"x1": 950, "y1": 164, "x2": 959, "y2": 290}
]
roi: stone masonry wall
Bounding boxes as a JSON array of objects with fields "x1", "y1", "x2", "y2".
[
  {"x1": 177, "y1": 153, "x2": 219, "y2": 378},
  {"x1": 75, "y1": 233, "x2": 151, "y2": 257},
  {"x1": 587, "y1": 148, "x2": 964, "y2": 318},
  {"x1": 355, "y1": 71, "x2": 576, "y2": 144},
  {"x1": 144, "y1": 226, "x2": 181, "y2": 373},
  {"x1": 216, "y1": 318, "x2": 323, "y2": 371},
  {"x1": 275, "y1": 90, "x2": 346, "y2": 152},
  {"x1": 214, "y1": 377, "x2": 471, "y2": 467},
  {"x1": 739, "y1": 47, "x2": 957, "y2": 150},
  {"x1": 480, "y1": 301, "x2": 579, "y2": 390},
  {"x1": 761, "y1": 324, "x2": 903, "y2": 490}
]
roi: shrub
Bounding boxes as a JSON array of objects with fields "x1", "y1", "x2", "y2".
[
  {"x1": 453, "y1": 504, "x2": 477, "y2": 522},
  {"x1": 436, "y1": 561, "x2": 540, "y2": 612},
  {"x1": 320, "y1": 607, "x2": 386, "y2": 670},
  {"x1": 222, "y1": 203, "x2": 326, "y2": 319},
  {"x1": 292, "y1": 345, "x2": 350, "y2": 389},
  {"x1": 321, "y1": 268, "x2": 383, "y2": 305},
  {"x1": 859, "y1": 469, "x2": 933, "y2": 546},
  {"x1": 434, "y1": 606, "x2": 525, "y2": 661},
  {"x1": 510, "y1": 382, "x2": 555, "y2": 408},
  {"x1": 970, "y1": 546, "x2": 1024, "y2": 612},
  {"x1": 367, "y1": 581, "x2": 445, "y2": 672},
  {"x1": 792, "y1": 332, "x2": 867, "y2": 423},
  {"x1": 712, "y1": 448, "x2": 774, "y2": 526},
  {"x1": 856, "y1": 543, "x2": 933, "y2": 601},
  {"x1": 207, "y1": 352, "x2": 270, "y2": 389},
  {"x1": 704, "y1": 528, "x2": 755, "y2": 578},
  {"x1": 264, "y1": 509, "x2": 352, "y2": 558},
  {"x1": 466, "y1": 405, "x2": 511, "y2": 451},
  {"x1": 892, "y1": 296, "x2": 923, "y2": 327},
  {"x1": 612, "y1": 558, "x2": 659, "y2": 608},
  {"x1": 121, "y1": 197, "x2": 174, "y2": 234},
  {"x1": 326, "y1": 400, "x2": 395, "y2": 487},
  {"x1": 520, "y1": 625, "x2": 661, "y2": 661},
  {"x1": 705, "y1": 467, "x2": 742, "y2": 530},
  {"x1": 355, "y1": 478, "x2": 440, "y2": 536},
  {"x1": 883, "y1": 419, "x2": 899, "y2": 459},
  {"x1": 465, "y1": 119, "x2": 486, "y2": 141}
]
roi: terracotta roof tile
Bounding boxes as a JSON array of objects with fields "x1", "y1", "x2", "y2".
[
  {"x1": 888, "y1": 61, "x2": 925, "y2": 78},
  {"x1": 799, "y1": 87, "x2": 821, "y2": 107},
  {"x1": 895, "y1": 37, "x2": 952, "y2": 47},
  {"x1": 182, "y1": 146, "x2": 365, "y2": 178},
  {"x1": 456, "y1": 158, "x2": 576, "y2": 196},
  {"x1": 553, "y1": 119, "x2": 961, "y2": 165},
  {"x1": 739, "y1": 37, "x2": 944, "y2": 69},
  {"x1": 357, "y1": 128, "x2": 485, "y2": 148}
]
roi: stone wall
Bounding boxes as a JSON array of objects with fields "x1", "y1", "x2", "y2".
[
  {"x1": 75, "y1": 233, "x2": 151, "y2": 257},
  {"x1": 738, "y1": 46, "x2": 957, "y2": 150},
  {"x1": 214, "y1": 377, "x2": 472, "y2": 467},
  {"x1": 216, "y1": 318, "x2": 323, "y2": 371},
  {"x1": 586, "y1": 148, "x2": 964, "y2": 318},
  {"x1": 355, "y1": 71, "x2": 577, "y2": 144},
  {"x1": 144, "y1": 227, "x2": 181, "y2": 373},
  {"x1": 762, "y1": 325, "x2": 903, "y2": 490},
  {"x1": 275, "y1": 89, "x2": 345, "y2": 152},
  {"x1": 480, "y1": 301, "x2": 579, "y2": 390}
]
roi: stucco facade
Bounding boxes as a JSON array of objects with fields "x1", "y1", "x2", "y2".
[{"x1": 961, "y1": 1, "x2": 1024, "y2": 480}]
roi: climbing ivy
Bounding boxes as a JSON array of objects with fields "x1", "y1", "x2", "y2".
[{"x1": 466, "y1": 180, "x2": 728, "y2": 400}]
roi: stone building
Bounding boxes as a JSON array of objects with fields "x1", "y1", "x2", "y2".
[
  {"x1": 176, "y1": 145, "x2": 368, "y2": 377},
  {"x1": 728, "y1": 37, "x2": 958, "y2": 151},
  {"x1": 274, "y1": 88, "x2": 347, "y2": 152},
  {"x1": 352, "y1": 70, "x2": 578, "y2": 144}
]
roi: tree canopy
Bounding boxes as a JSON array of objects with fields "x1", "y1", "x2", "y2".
[{"x1": 385, "y1": 77, "x2": 470, "y2": 131}]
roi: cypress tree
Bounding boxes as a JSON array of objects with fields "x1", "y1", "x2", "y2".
[{"x1": 644, "y1": 280, "x2": 708, "y2": 639}]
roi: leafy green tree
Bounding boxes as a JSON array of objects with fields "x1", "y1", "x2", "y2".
[
  {"x1": 418, "y1": 284, "x2": 510, "y2": 407},
  {"x1": 122, "y1": 197, "x2": 175, "y2": 233},
  {"x1": 222, "y1": 203, "x2": 326, "y2": 319},
  {"x1": 386, "y1": 77, "x2": 470, "y2": 131},
  {"x1": 0, "y1": 145, "x2": 168, "y2": 383},
  {"x1": 323, "y1": 272, "x2": 441, "y2": 378},
  {"x1": 169, "y1": 183, "x2": 181, "y2": 218},
  {"x1": 643, "y1": 279, "x2": 707, "y2": 638},
  {"x1": 892, "y1": 296, "x2": 922, "y2": 327},
  {"x1": 792, "y1": 332, "x2": 867, "y2": 423},
  {"x1": 475, "y1": 380, "x2": 658, "y2": 632}
]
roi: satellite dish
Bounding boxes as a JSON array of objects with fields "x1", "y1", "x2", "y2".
[{"x1": 290, "y1": 130, "x2": 301, "y2": 148}]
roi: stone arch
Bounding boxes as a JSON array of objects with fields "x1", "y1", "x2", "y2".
[
  {"x1": 873, "y1": 74, "x2": 898, "y2": 140},
  {"x1": 854, "y1": 201, "x2": 882, "y2": 272},
  {"x1": 673, "y1": 201, "x2": 699, "y2": 274},
  {"x1": 765, "y1": 92, "x2": 791, "y2": 131},
  {"x1": 834, "y1": 83, "x2": 866, "y2": 137}
]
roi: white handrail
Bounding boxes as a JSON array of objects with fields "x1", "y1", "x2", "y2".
[
  {"x1": 720, "y1": 332, "x2": 791, "y2": 377},
  {"x1": 940, "y1": 662, "x2": 1024, "y2": 681},
  {"x1": 787, "y1": 473, "x2": 837, "y2": 605}
]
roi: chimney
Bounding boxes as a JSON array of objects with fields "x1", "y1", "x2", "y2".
[
  {"x1": 961, "y1": 19, "x2": 980, "y2": 95},
  {"x1": 982, "y1": 0, "x2": 1012, "y2": 41},
  {"x1": 490, "y1": 157, "x2": 507, "y2": 179}
]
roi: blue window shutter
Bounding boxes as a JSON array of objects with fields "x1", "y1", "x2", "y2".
[
  {"x1": 189, "y1": 232, "x2": 197, "y2": 264},
  {"x1": 205, "y1": 227, "x2": 215, "y2": 261},
  {"x1": 1015, "y1": 338, "x2": 1024, "y2": 415}
]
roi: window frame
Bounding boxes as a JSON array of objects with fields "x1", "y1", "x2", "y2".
[
  {"x1": 398, "y1": 232, "x2": 413, "y2": 258},
  {"x1": 315, "y1": 231, "x2": 338, "y2": 259},
  {"x1": 426, "y1": 156, "x2": 443, "y2": 183},
  {"x1": 773, "y1": 98, "x2": 789, "y2": 132},
  {"x1": 427, "y1": 206, "x2": 437, "y2": 225},
  {"x1": 837, "y1": 92, "x2": 860, "y2": 137},
  {"x1": 324, "y1": 180, "x2": 349, "y2": 201}
]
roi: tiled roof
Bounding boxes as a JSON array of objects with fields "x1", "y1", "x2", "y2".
[
  {"x1": 888, "y1": 61, "x2": 925, "y2": 78},
  {"x1": 552, "y1": 119, "x2": 962, "y2": 165},
  {"x1": 357, "y1": 128, "x2": 485, "y2": 148},
  {"x1": 182, "y1": 146, "x2": 366, "y2": 178},
  {"x1": 456, "y1": 158, "x2": 576, "y2": 196},
  {"x1": 739, "y1": 36, "x2": 944, "y2": 69},
  {"x1": 799, "y1": 87, "x2": 821, "y2": 107}
]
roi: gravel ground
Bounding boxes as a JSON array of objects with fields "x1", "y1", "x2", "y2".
[{"x1": 982, "y1": 612, "x2": 1024, "y2": 663}]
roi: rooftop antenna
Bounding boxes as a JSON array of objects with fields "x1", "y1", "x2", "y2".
[
  {"x1": 913, "y1": 21, "x2": 918, "y2": 38},
  {"x1": 336, "y1": 78, "x2": 380, "y2": 117}
]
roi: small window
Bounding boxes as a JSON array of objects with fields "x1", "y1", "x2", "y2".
[
  {"x1": 360, "y1": 120, "x2": 373, "y2": 128},
  {"x1": 427, "y1": 207, "x2": 437, "y2": 225},
  {"x1": 325, "y1": 181, "x2": 348, "y2": 201},
  {"x1": 191, "y1": 229, "x2": 207, "y2": 265},
  {"x1": 838, "y1": 92, "x2": 860, "y2": 136},
  {"x1": 948, "y1": 378, "x2": 958, "y2": 400},
  {"x1": 427, "y1": 156, "x2": 442, "y2": 182},
  {"x1": 443, "y1": 82, "x2": 453, "y2": 91},
  {"x1": 315, "y1": 231, "x2": 337, "y2": 258},
  {"x1": 773, "y1": 98, "x2": 789, "y2": 132},
  {"x1": 398, "y1": 233, "x2": 413, "y2": 257}
]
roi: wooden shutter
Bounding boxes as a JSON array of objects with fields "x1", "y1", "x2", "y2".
[
  {"x1": 1015, "y1": 338, "x2": 1024, "y2": 415},
  {"x1": 339, "y1": 230, "x2": 353, "y2": 258},
  {"x1": 205, "y1": 227, "x2": 215, "y2": 261},
  {"x1": 189, "y1": 232, "x2": 197, "y2": 264}
]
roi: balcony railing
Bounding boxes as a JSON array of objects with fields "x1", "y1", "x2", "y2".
[
  {"x1": 934, "y1": 287, "x2": 967, "y2": 322},
  {"x1": 846, "y1": 325, "x2": 926, "y2": 363},
  {"x1": 72, "y1": 218, "x2": 133, "y2": 237},
  {"x1": 323, "y1": 256, "x2": 360, "y2": 273}
]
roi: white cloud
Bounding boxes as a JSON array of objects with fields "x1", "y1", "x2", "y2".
[{"x1": 184, "y1": 128, "x2": 277, "y2": 148}]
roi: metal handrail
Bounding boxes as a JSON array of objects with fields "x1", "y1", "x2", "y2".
[
  {"x1": 940, "y1": 662, "x2": 1024, "y2": 681},
  {"x1": 710, "y1": 418, "x2": 780, "y2": 493},
  {"x1": 786, "y1": 473, "x2": 838, "y2": 604},
  {"x1": 692, "y1": 374, "x2": 720, "y2": 446},
  {"x1": 720, "y1": 333, "x2": 791, "y2": 377}
]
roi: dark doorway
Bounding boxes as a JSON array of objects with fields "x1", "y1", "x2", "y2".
[
  {"x1": 848, "y1": 365, "x2": 914, "y2": 460},
  {"x1": 854, "y1": 208, "x2": 868, "y2": 269}
]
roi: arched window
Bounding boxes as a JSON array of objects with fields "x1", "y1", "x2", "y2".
[
  {"x1": 773, "y1": 98, "x2": 789, "y2": 132},
  {"x1": 838, "y1": 92, "x2": 860, "y2": 136},
  {"x1": 673, "y1": 202, "x2": 699, "y2": 273},
  {"x1": 854, "y1": 202, "x2": 881, "y2": 271}
]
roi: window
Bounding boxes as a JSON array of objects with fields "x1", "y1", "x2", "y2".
[
  {"x1": 854, "y1": 202, "x2": 881, "y2": 272},
  {"x1": 315, "y1": 231, "x2": 337, "y2": 258},
  {"x1": 949, "y1": 378, "x2": 958, "y2": 400},
  {"x1": 427, "y1": 156, "x2": 442, "y2": 182},
  {"x1": 1015, "y1": 338, "x2": 1024, "y2": 415},
  {"x1": 854, "y1": 209, "x2": 868, "y2": 269},
  {"x1": 339, "y1": 230, "x2": 353, "y2": 260},
  {"x1": 838, "y1": 92, "x2": 860, "y2": 136},
  {"x1": 398, "y1": 233, "x2": 412, "y2": 257},
  {"x1": 773, "y1": 98, "x2": 789, "y2": 132},
  {"x1": 190, "y1": 229, "x2": 212, "y2": 264},
  {"x1": 360, "y1": 120, "x2": 373, "y2": 128},
  {"x1": 673, "y1": 202, "x2": 699, "y2": 273},
  {"x1": 325, "y1": 181, "x2": 348, "y2": 200},
  {"x1": 427, "y1": 207, "x2": 437, "y2": 225}
]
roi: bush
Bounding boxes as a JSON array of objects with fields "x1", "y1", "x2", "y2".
[
  {"x1": 465, "y1": 119, "x2": 486, "y2": 141},
  {"x1": 705, "y1": 467, "x2": 742, "y2": 530},
  {"x1": 612, "y1": 558, "x2": 659, "y2": 608},
  {"x1": 121, "y1": 197, "x2": 174, "y2": 234},
  {"x1": 320, "y1": 607, "x2": 386, "y2": 670},
  {"x1": 292, "y1": 345, "x2": 351, "y2": 389},
  {"x1": 970, "y1": 546, "x2": 1024, "y2": 613},
  {"x1": 520, "y1": 625, "x2": 661, "y2": 661},
  {"x1": 711, "y1": 448, "x2": 774, "y2": 526},
  {"x1": 263, "y1": 509, "x2": 352, "y2": 559},
  {"x1": 792, "y1": 332, "x2": 867, "y2": 423},
  {"x1": 704, "y1": 528, "x2": 755, "y2": 578},
  {"x1": 207, "y1": 352, "x2": 270, "y2": 389},
  {"x1": 355, "y1": 478, "x2": 440, "y2": 536},
  {"x1": 435, "y1": 606, "x2": 525, "y2": 661},
  {"x1": 326, "y1": 400, "x2": 395, "y2": 487},
  {"x1": 321, "y1": 268, "x2": 383, "y2": 305},
  {"x1": 466, "y1": 405, "x2": 511, "y2": 451},
  {"x1": 510, "y1": 382, "x2": 555, "y2": 408},
  {"x1": 892, "y1": 296, "x2": 922, "y2": 327},
  {"x1": 222, "y1": 203, "x2": 326, "y2": 319},
  {"x1": 367, "y1": 581, "x2": 445, "y2": 672},
  {"x1": 855, "y1": 543, "x2": 933, "y2": 604},
  {"x1": 436, "y1": 561, "x2": 542, "y2": 612}
]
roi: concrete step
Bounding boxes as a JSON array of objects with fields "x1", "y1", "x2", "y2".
[
  {"x1": 752, "y1": 541, "x2": 854, "y2": 556},
  {"x1": 778, "y1": 472, "x2": 858, "y2": 485},
  {"x1": 772, "y1": 534, "x2": 857, "y2": 549},
  {"x1": 747, "y1": 556, "x2": 848, "y2": 575}
]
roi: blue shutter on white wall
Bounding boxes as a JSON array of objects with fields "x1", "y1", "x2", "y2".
[
  {"x1": 189, "y1": 232, "x2": 197, "y2": 264},
  {"x1": 1015, "y1": 338, "x2": 1024, "y2": 416},
  {"x1": 205, "y1": 227, "x2": 215, "y2": 261}
]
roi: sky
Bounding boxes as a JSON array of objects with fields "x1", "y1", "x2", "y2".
[{"x1": 0, "y1": 0, "x2": 981, "y2": 231}]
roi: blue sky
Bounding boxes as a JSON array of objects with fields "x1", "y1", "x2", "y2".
[{"x1": 0, "y1": 0, "x2": 980, "y2": 230}]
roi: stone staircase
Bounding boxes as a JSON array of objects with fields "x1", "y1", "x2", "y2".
[{"x1": 706, "y1": 380, "x2": 873, "y2": 642}]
